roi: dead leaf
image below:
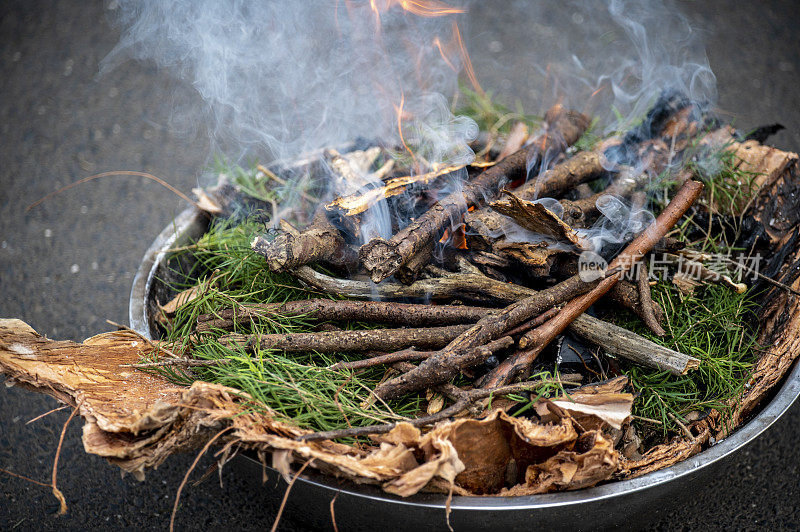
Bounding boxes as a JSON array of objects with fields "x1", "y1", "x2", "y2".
[
  {"x1": 192, "y1": 187, "x2": 223, "y2": 214},
  {"x1": 159, "y1": 285, "x2": 204, "y2": 315}
]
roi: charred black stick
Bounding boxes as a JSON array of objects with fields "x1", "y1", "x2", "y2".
[
  {"x1": 360, "y1": 105, "x2": 590, "y2": 283},
  {"x1": 197, "y1": 299, "x2": 496, "y2": 332},
  {"x1": 220, "y1": 324, "x2": 471, "y2": 353}
]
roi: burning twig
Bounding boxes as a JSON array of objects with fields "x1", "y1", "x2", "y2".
[
  {"x1": 480, "y1": 180, "x2": 704, "y2": 387},
  {"x1": 360, "y1": 105, "x2": 590, "y2": 283}
]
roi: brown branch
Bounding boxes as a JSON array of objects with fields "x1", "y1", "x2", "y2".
[
  {"x1": 197, "y1": 298, "x2": 495, "y2": 332},
  {"x1": 292, "y1": 265, "x2": 537, "y2": 305},
  {"x1": 374, "y1": 274, "x2": 600, "y2": 400},
  {"x1": 480, "y1": 180, "x2": 703, "y2": 388},
  {"x1": 360, "y1": 105, "x2": 590, "y2": 283},
  {"x1": 637, "y1": 261, "x2": 667, "y2": 337},
  {"x1": 220, "y1": 324, "x2": 472, "y2": 353}
]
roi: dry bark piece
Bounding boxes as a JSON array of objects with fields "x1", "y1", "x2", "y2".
[
  {"x1": 360, "y1": 105, "x2": 590, "y2": 283},
  {"x1": 220, "y1": 324, "x2": 471, "y2": 353},
  {"x1": 481, "y1": 180, "x2": 704, "y2": 388},
  {"x1": 490, "y1": 189, "x2": 586, "y2": 248},
  {"x1": 196, "y1": 298, "x2": 495, "y2": 332},
  {"x1": 251, "y1": 208, "x2": 357, "y2": 273},
  {"x1": 496, "y1": 121, "x2": 529, "y2": 161}
]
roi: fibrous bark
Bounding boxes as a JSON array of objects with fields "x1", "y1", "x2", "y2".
[{"x1": 360, "y1": 105, "x2": 590, "y2": 283}]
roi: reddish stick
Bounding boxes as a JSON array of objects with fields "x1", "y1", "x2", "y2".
[{"x1": 480, "y1": 180, "x2": 704, "y2": 388}]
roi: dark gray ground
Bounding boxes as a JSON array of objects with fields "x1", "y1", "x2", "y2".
[{"x1": 1, "y1": 1, "x2": 799, "y2": 530}]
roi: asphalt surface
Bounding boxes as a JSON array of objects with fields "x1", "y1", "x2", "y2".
[{"x1": 1, "y1": 1, "x2": 799, "y2": 530}]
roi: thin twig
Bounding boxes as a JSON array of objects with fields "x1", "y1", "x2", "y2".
[
  {"x1": 0, "y1": 467, "x2": 51, "y2": 488},
  {"x1": 723, "y1": 257, "x2": 800, "y2": 297},
  {"x1": 26, "y1": 405, "x2": 68, "y2": 425},
  {"x1": 271, "y1": 459, "x2": 315, "y2": 532},
  {"x1": 256, "y1": 164, "x2": 316, "y2": 202},
  {"x1": 637, "y1": 263, "x2": 666, "y2": 336},
  {"x1": 52, "y1": 405, "x2": 79, "y2": 515},
  {"x1": 329, "y1": 492, "x2": 340, "y2": 532},
  {"x1": 170, "y1": 427, "x2": 234, "y2": 532},
  {"x1": 668, "y1": 412, "x2": 696, "y2": 441},
  {"x1": 26, "y1": 171, "x2": 204, "y2": 212}
]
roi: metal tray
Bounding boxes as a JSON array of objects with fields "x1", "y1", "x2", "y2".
[{"x1": 130, "y1": 206, "x2": 800, "y2": 531}]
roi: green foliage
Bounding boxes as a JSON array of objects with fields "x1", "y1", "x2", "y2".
[
  {"x1": 616, "y1": 282, "x2": 759, "y2": 436},
  {"x1": 147, "y1": 219, "x2": 423, "y2": 434},
  {"x1": 454, "y1": 83, "x2": 540, "y2": 134}
]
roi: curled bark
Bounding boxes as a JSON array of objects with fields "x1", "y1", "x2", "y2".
[
  {"x1": 360, "y1": 105, "x2": 590, "y2": 283},
  {"x1": 481, "y1": 180, "x2": 704, "y2": 387}
]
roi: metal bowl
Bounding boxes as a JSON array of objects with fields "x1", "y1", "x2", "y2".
[{"x1": 130, "y1": 207, "x2": 800, "y2": 531}]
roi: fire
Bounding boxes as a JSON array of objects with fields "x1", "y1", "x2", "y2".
[
  {"x1": 395, "y1": 92, "x2": 417, "y2": 161},
  {"x1": 370, "y1": 0, "x2": 465, "y2": 18}
]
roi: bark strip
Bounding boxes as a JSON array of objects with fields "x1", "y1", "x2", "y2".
[
  {"x1": 220, "y1": 324, "x2": 471, "y2": 353},
  {"x1": 360, "y1": 105, "x2": 590, "y2": 283},
  {"x1": 480, "y1": 180, "x2": 704, "y2": 387}
]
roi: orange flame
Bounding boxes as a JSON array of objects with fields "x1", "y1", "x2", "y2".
[
  {"x1": 452, "y1": 22, "x2": 483, "y2": 96},
  {"x1": 395, "y1": 92, "x2": 416, "y2": 161},
  {"x1": 372, "y1": 0, "x2": 465, "y2": 18}
]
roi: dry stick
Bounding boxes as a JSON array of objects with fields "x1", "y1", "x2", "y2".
[
  {"x1": 251, "y1": 207, "x2": 357, "y2": 273},
  {"x1": 171, "y1": 427, "x2": 234, "y2": 532},
  {"x1": 567, "y1": 314, "x2": 699, "y2": 375},
  {"x1": 0, "y1": 467, "x2": 52, "y2": 488},
  {"x1": 292, "y1": 266, "x2": 678, "y2": 377},
  {"x1": 272, "y1": 460, "x2": 315, "y2": 532},
  {"x1": 360, "y1": 105, "x2": 590, "y2": 283},
  {"x1": 52, "y1": 405, "x2": 79, "y2": 515},
  {"x1": 299, "y1": 377, "x2": 578, "y2": 441},
  {"x1": 481, "y1": 180, "x2": 704, "y2": 388},
  {"x1": 220, "y1": 324, "x2": 472, "y2": 353},
  {"x1": 293, "y1": 265, "x2": 534, "y2": 305},
  {"x1": 637, "y1": 262, "x2": 667, "y2": 337},
  {"x1": 374, "y1": 274, "x2": 600, "y2": 401},
  {"x1": 26, "y1": 405, "x2": 69, "y2": 425},
  {"x1": 197, "y1": 298, "x2": 496, "y2": 332}
]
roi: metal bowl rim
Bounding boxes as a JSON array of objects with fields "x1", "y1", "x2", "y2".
[{"x1": 130, "y1": 206, "x2": 800, "y2": 510}]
